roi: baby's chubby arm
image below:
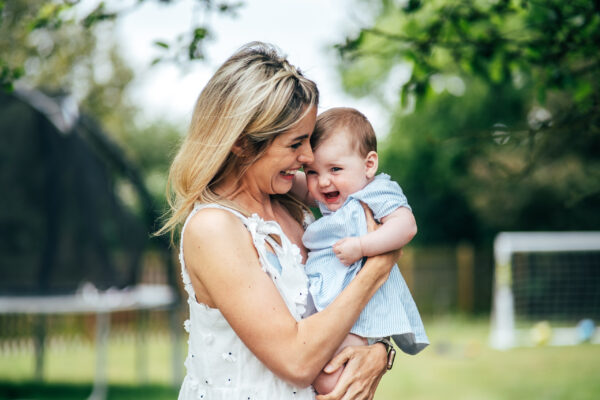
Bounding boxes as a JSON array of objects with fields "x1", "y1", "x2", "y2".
[{"x1": 333, "y1": 207, "x2": 416, "y2": 266}]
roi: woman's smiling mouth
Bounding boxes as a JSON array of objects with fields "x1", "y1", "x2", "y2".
[{"x1": 280, "y1": 169, "x2": 298, "y2": 180}]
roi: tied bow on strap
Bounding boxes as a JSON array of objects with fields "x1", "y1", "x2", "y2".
[{"x1": 246, "y1": 214, "x2": 309, "y2": 319}]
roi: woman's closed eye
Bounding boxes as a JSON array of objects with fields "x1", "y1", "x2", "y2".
[{"x1": 290, "y1": 141, "x2": 303, "y2": 149}]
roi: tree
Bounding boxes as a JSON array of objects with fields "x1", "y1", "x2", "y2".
[
  {"x1": 336, "y1": 0, "x2": 600, "y2": 244},
  {"x1": 0, "y1": 0, "x2": 242, "y2": 91},
  {"x1": 0, "y1": 0, "x2": 243, "y2": 207}
]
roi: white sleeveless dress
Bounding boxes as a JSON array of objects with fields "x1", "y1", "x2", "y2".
[{"x1": 178, "y1": 203, "x2": 316, "y2": 400}]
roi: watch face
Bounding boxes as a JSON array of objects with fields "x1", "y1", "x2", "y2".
[{"x1": 387, "y1": 348, "x2": 396, "y2": 370}]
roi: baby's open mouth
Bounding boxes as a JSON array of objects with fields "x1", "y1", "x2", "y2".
[{"x1": 323, "y1": 191, "x2": 340, "y2": 202}]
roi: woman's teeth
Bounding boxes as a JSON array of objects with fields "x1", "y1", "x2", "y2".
[{"x1": 282, "y1": 170, "x2": 297, "y2": 175}]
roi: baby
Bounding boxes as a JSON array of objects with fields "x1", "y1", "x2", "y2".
[{"x1": 293, "y1": 107, "x2": 429, "y2": 394}]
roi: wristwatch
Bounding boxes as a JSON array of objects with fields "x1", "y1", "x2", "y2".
[{"x1": 375, "y1": 337, "x2": 396, "y2": 370}]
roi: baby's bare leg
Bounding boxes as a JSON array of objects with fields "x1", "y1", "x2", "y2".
[{"x1": 312, "y1": 333, "x2": 368, "y2": 395}]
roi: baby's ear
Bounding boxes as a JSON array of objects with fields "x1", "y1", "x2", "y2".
[{"x1": 365, "y1": 151, "x2": 378, "y2": 179}]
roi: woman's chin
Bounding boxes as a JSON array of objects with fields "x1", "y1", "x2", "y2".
[{"x1": 272, "y1": 178, "x2": 294, "y2": 194}]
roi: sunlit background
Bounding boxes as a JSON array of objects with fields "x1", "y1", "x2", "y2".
[{"x1": 1, "y1": 0, "x2": 599, "y2": 399}]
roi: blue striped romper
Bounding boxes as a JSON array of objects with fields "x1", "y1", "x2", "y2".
[{"x1": 302, "y1": 173, "x2": 429, "y2": 355}]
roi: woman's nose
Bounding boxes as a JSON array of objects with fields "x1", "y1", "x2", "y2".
[{"x1": 298, "y1": 143, "x2": 314, "y2": 164}]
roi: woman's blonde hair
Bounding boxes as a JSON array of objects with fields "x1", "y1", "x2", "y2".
[{"x1": 157, "y1": 42, "x2": 319, "y2": 240}]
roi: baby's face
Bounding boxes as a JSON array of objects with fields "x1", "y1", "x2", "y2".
[{"x1": 304, "y1": 130, "x2": 371, "y2": 212}]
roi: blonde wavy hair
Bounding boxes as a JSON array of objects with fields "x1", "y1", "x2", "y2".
[{"x1": 157, "y1": 42, "x2": 319, "y2": 241}]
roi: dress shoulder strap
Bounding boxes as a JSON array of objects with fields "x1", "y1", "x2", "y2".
[{"x1": 178, "y1": 203, "x2": 247, "y2": 299}]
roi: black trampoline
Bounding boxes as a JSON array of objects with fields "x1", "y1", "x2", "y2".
[{"x1": 0, "y1": 87, "x2": 181, "y2": 399}]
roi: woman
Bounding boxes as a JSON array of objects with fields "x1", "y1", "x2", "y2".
[{"x1": 158, "y1": 42, "x2": 399, "y2": 400}]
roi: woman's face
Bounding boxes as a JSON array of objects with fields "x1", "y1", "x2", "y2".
[{"x1": 243, "y1": 106, "x2": 317, "y2": 195}]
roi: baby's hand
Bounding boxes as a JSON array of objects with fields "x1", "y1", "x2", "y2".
[{"x1": 333, "y1": 237, "x2": 363, "y2": 266}]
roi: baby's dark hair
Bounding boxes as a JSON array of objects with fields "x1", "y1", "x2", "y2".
[{"x1": 311, "y1": 107, "x2": 377, "y2": 157}]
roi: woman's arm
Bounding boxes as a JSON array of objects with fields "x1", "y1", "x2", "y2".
[
  {"x1": 184, "y1": 208, "x2": 398, "y2": 388},
  {"x1": 333, "y1": 207, "x2": 416, "y2": 266}
]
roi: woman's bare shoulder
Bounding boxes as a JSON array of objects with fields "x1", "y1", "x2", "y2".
[
  {"x1": 182, "y1": 207, "x2": 258, "y2": 286},
  {"x1": 184, "y1": 207, "x2": 249, "y2": 245}
]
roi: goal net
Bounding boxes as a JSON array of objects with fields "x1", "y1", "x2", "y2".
[{"x1": 490, "y1": 232, "x2": 600, "y2": 349}]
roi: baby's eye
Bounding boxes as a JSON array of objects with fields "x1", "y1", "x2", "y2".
[
  {"x1": 305, "y1": 170, "x2": 317, "y2": 175},
  {"x1": 331, "y1": 167, "x2": 342, "y2": 172}
]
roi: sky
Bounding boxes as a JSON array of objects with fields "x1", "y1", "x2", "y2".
[{"x1": 108, "y1": 0, "x2": 395, "y2": 136}]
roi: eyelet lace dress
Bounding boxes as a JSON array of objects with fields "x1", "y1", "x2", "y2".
[{"x1": 178, "y1": 203, "x2": 316, "y2": 400}]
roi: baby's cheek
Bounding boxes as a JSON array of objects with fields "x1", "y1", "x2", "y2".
[{"x1": 306, "y1": 180, "x2": 319, "y2": 197}]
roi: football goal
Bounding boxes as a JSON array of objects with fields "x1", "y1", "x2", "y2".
[{"x1": 490, "y1": 232, "x2": 600, "y2": 349}]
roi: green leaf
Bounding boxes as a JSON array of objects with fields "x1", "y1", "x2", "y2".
[
  {"x1": 188, "y1": 27, "x2": 209, "y2": 60},
  {"x1": 154, "y1": 41, "x2": 170, "y2": 49},
  {"x1": 0, "y1": 63, "x2": 22, "y2": 93},
  {"x1": 574, "y1": 80, "x2": 592, "y2": 103},
  {"x1": 404, "y1": 0, "x2": 422, "y2": 13},
  {"x1": 82, "y1": 2, "x2": 117, "y2": 28}
]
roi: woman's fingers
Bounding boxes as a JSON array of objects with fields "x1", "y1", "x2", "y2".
[
  {"x1": 316, "y1": 347, "x2": 354, "y2": 400},
  {"x1": 322, "y1": 346, "x2": 351, "y2": 374},
  {"x1": 317, "y1": 344, "x2": 387, "y2": 400},
  {"x1": 360, "y1": 202, "x2": 378, "y2": 233}
]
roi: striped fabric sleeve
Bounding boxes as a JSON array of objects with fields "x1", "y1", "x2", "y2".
[{"x1": 350, "y1": 173, "x2": 411, "y2": 221}]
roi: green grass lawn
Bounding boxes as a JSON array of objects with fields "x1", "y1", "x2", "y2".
[
  {"x1": 1, "y1": 317, "x2": 599, "y2": 399},
  {"x1": 0, "y1": 333, "x2": 179, "y2": 399},
  {"x1": 376, "y1": 316, "x2": 600, "y2": 400}
]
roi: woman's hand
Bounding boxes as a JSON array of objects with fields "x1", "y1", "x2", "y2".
[
  {"x1": 315, "y1": 343, "x2": 388, "y2": 400},
  {"x1": 362, "y1": 202, "x2": 379, "y2": 233}
]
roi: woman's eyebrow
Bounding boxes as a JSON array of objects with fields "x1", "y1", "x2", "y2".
[{"x1": 290, "y1": 134, "x2": 310, "y2": 142}]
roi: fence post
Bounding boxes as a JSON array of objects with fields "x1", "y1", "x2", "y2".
[
  {"x1": 33, "y1": 314, "x2": 46, "y2": 381},
  {"x1": 88, "y1": 312, "x2": 110, "y2": 400},
  {"x1": 136, "y1": 309, "x2": 149, "y2": 384},
  {"x1": 170, "y1": 306, "x2": 183, "y2": 387},
  {"x1": 457, "y1": 242, "x2": 475, "y2": 313}
]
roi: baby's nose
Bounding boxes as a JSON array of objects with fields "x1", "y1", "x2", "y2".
[{"x1": 318, "y1": 175, "x2": 330, "y2": 187}]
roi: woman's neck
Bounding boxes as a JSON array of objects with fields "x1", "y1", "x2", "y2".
[{"x1": 214, "y1": 175, "x2": 278, "y2": 220}]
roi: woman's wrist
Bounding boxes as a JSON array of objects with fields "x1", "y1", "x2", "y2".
[
  {"x1": 370, "y1": 341, "x2": 390, "y2": 374},
  {"x1": 373, "y1": 337, "x2": 396, "y2": 370}
]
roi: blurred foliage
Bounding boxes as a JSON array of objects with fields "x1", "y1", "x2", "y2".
[
  {"x1": 337, "y1": 0, "x2": 600, "y2": 244},
  {"x1": 0, "y1": 0, "x2": 241, "y2": 206},
  {"x1": 0, "y1": 0, "x2": 244, "y2": 87}
]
